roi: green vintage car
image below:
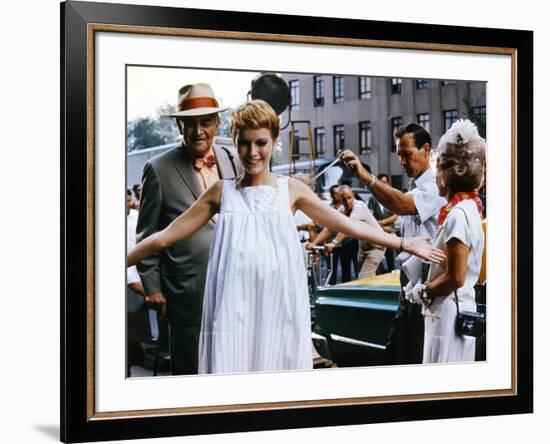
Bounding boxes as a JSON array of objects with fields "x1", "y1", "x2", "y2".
[
  {"x1": 312, "y1": 272, "x2": 487, "y2": 367},
  {"x1": 312, "y1": 272, "x2": 401, "y2": 367}
]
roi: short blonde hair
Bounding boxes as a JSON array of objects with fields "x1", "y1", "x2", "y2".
[
  {"x1": 436, "y1": 119, "x2": 486, "y2": 192},
  {"x1": 231, "y1": 100, "x2": 280, "y2": 143}
]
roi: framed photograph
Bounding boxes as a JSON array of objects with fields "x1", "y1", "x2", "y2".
[{"x1": 61, "y1": 0, "x2": 533, "y2": 442}]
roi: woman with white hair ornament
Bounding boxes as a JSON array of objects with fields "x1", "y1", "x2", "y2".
[{"x1": 404, "y1": 119, "x2": 486, "y2": 363}]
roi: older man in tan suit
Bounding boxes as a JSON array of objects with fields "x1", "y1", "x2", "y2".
[{"x1": 136, "y1": 83, "x2": 241, "y2": 375}]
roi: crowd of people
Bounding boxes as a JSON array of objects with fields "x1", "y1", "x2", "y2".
[{"x1": 126, "y1": 81, "x2": 486, "y2": 375}]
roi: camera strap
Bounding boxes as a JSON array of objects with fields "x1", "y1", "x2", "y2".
[
  {"x1": 453, "y1": 290, "x2": 461, "y2": 315},
  {"x1": 449, "y1": 205, "x2": 479, "y2": 317}
]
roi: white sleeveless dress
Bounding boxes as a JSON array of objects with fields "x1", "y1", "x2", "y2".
[{"x1": 198, "y1": 176, "x2": 313, "y2": 374}]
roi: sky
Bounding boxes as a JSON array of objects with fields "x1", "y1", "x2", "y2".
[{"x1": 127, "y1": 66, "x2": 261, "y2": 121}]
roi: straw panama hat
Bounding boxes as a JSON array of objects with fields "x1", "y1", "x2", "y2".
[{"x1": 166, "y1": 82, "x2": 229, "y2": 117}]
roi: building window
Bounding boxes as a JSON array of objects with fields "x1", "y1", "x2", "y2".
[
  {"x1": 333, "y1": 124, "x2": 345, "y2": 155},
  {"x1": 391, "y1": 78, "x2": 402, "y2": 94},
  {"x1": 314, "y1": 127, "x2": 325, "y2": 156},
  {"x1": 289, "y1": 80, "x2": 300, "y2": 111},
  {"x1": 359, "y1": 76, "x2": 371, "y2": 99},
  {"x1": 390, "y1": 116, "x2": 403, "y2": 152},
  {"x1": 471, "y1": 105, "x2": 486, "y2": 138},
  {"x1": 416, "y1": 79, "x2": 428, "y2": 89},
  {"x1": 472, "y1": 105, "x2": 486, "y2": 119},
  {"x1": 443, "y1": 109, "x2": 458, "y2": 130},
  {"x1": 313, "y1": 76, "x2": 324, "y2": 107},
  {"x1": 417, "y1": 113, "x2": 431, "y2": 133},
  {"x1": 333, "y1": 76, "x2": 344, "y2": 103},
  {"x1": 441, "y1": 80, "x2": 457, "y2": 86},
  {"x1": 359, "y1": 121, "x2": 372, "y2": 154}
]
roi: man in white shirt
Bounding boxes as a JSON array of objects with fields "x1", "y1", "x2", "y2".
[
  {"x1": 307, "y1": 185, "x2": 385, "y2": 280},
  {"x1": 341, "y1": 123, "x2": 447, "y2": 365}
]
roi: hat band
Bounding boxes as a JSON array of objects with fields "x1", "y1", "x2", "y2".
[{"x1": 179, "y1": 97, "x2": 220, "y2": 111}]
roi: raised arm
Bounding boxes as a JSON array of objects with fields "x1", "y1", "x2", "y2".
[
  {"x1": 289, "y1": 178, "x2": 445, "y2": 263},
  {"x1": 128, "y1": 181, "x2": 222, "y2": 267},
  {"x1": 339, "y1": 150, "x2": 417, "y2": 215}
]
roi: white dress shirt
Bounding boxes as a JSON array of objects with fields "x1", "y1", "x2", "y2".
[{"x1": 399, "y1": 168, "x2": 447, "y2": 260}]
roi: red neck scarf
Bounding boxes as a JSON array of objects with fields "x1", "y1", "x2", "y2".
[
  {"x1": 193, "y1": 154, "x2": 216, "y2": 171},
  {"x1": 438, "y1": 191, "x2": 484, "y2": 226}
]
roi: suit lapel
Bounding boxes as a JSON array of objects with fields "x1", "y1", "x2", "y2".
[{"x1": 172, "y1": 145, "x2": 202, "y2": 200}]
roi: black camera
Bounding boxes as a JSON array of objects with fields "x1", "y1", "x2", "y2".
[{"x1": 455, "y1": 311, "x2": 485, "y2": 337}]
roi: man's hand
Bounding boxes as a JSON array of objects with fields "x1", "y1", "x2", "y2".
[
  {"x1": 145, "y1": 292, "x2": 167, "y2": 318},
  {"x1": 324, "y1": 242, "x2": 336, "y2": 254},
  {"x1": 339, "y1": 150, "x2": 371, "y2": 183}
]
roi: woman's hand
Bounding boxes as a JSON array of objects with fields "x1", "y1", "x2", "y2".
[
  {"x1": 403, "y1": 236, "x2": 446, "y2": 264},
  {"x1": 404, "y1": 281, "x2": 424, "y2": 305},
  {"x1": 402, "y1": 281, "x2": 413, "y2": 301}
]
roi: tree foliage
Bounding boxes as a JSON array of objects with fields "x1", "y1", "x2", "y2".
[
  {"x1": 217, "y1": 110, "x2": 232, "y2": 138},
  {"x1": 463, "y1": 98, "x2": 486, "y2": 139},
  {"x1": 127, "y1": 104, "x2": 236, "y2": 152},
  {"x1": 127, "y1": 104, "x2": 179, "y2": 152}
]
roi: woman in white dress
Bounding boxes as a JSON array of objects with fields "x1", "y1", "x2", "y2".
[
  {"x1": 128, "y1": 100, "x2": 446, "y2": 374},
  {"x1": 404, "y1": 119, "x2": 486, "y2": 363}
]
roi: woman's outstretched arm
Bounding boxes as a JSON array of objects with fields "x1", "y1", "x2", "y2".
[
  {"x1": 290, "y1": 178, "x2": 445, "y2": 263},
  {"x1": 128, "y1": 180, "x2": 223, "y2": 266}
]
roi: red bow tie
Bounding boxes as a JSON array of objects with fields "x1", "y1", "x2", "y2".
[{"x1": 194, "y1": 154, "x2": 216, "y2": 171}]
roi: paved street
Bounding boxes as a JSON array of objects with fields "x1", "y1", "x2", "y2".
[{"x1": 129, "y1": 343, "x2": 335, "y2": 377}]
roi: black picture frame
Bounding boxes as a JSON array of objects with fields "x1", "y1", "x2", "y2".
[{"x1": 61, "y1": 1, "x2": 533, "y2": 442}]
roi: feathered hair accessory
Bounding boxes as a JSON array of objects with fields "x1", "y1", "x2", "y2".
[{"x1": 444, "y1": 119, "x2": 480, "y2": 145}]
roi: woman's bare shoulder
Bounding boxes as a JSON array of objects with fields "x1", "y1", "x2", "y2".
[{"x1": 287, "y1": 176, "x2": 314, "y2": 193}]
